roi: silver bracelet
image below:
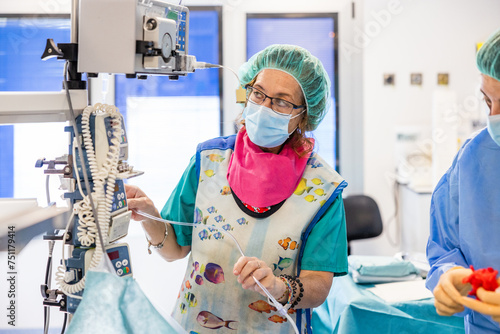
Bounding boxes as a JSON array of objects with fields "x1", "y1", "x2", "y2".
[{"x1": 146, "y1": 223, "x2": 168, "y2": 255}]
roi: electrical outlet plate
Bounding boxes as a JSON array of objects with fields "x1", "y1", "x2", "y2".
[{"x1": 384, "y1": 73, "x2": 395, "y2": 86}]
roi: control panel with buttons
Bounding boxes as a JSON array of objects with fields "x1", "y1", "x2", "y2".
[{"x1": 106, "y1": 243, "x2": 132, "y2": 277}]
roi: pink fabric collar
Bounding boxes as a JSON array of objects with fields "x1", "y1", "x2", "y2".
[{"x1": 227, "y1": 128, "x2": 312, "y2": 207}]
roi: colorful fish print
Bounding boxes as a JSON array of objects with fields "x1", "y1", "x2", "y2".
[
  {"x1": 278, "y1": 237, "x2": 299, "y2": 250},
  {"x1": 268, "y1": 315, "x2": 287, "y2": 323},
  {"x1": 185, "y1": 292, "x2": 197, "y2": 307},
  {"x1": 198, "y1": 229, "x2": 211, "y2": 241},
  {"x1": 180, "y1": 303, "x2": 187, "y2": 314},
  {"x1": 213, "y1": 232, "x2": 224, "y2": 240},
  {"x1": 207, "y1": 153, "x2": 225, "y2": 163},
  {"x1": 196, "y1": 311, "x2": 237, "y2": 330},
  {"x1": 222, "y1": 224, "x2": 233, "y2": 231},
  {"x1": 311, "y1": 178, "x2": 324, "y2": 185},
  {"x1": 304, "y1": 194, "x2": 316, "y2": 202},
  {"x1": 204, "y1": 169, "x2": 215, "y2": 177},
  {"x1": 195, "y1": 275, "x2": 204, "y2": 285},
  {"x1": 204, "y1": 263, "x2": 225, "y2": 284},
  {"x1": 207, "y1": 206, "x2": 217, "y2": 214},
  {"x1": 273, "y1": 256, "x2": 294, "y2": 271},
  {"x1": 185, "y1": 280, "x2": 192, "y2": 289},
  {"x1": 194, "y1": 207, "x2": 209, "y2": 225},
  {"x1": 194, "y1": 207, "x2": 202, "y2": 223},
  {"x1": 314, "y1": 188, "x2": 326, "y2": 196},
  {"x1": 294, "y1": 178, "x2": 313, "y2": 196},
  {"x1": 207, "y1": 226, "x2": 217, "y2": 232},
  {"x1": 320, "y1": 200, "x2": 326, "y2": 206},
  {"x1": 288, "y1": 308, "x2": 296, "y2": 315},
  {"x1": 236, "y1": 217, "x2": 249, "y2": 225},
  {"x1": 190, "y1": 331, "x2": 200, "y2": 334},
  {"x1": 193, "y1": 261, "x2": 200, "y2": 271},
  {"x1": 214, "y1": 215, "x2": 225, "y2": 223},
  {"x1": 307, "y1": 156, "x2": 323, "y2": 168},
  {"x1": 190, "y1": 269, "x2": 195, "y2": 279},
  {"x1": 220, "y1": 186, "x2": 232, "y2": 195},
  {"x1": 200, "y1": 264, "x2": 205, "y2": 273},
  {"x1": 194, "y1": 208, "x2": 203, "y2": 223},
  {"x1": 248, "y1": 300, "x2": 277, "y2": 314}
]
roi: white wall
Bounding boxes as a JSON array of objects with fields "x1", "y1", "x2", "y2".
[{"x1": 352, "y1": 0, "x2": 500, "y2": 256}]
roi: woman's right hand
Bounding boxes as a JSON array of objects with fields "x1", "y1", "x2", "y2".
[
  {"x1": 125, "y1": 184, "x2": 159, "y2": 221},
  {"x1": 433, "y1": 266, "x2": 473, "y2": 316}
]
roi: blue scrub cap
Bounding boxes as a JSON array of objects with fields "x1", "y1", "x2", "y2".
[
  {"x1": 239, "y1": 44, "x2": 331, "y2": 131},
  {"x1": 477, "y1": 28, "x2": 500, "y2": 82}
]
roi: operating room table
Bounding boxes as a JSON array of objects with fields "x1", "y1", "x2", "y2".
[{"x1": 312, "y1": 275, "x2": 465, "y2": 334}]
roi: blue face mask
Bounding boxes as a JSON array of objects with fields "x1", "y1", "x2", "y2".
[
  {"x1": 487, "y1": 114, "x2": 500, "y2": 147},
  {"x1": 242, "y1": 101, "x2": 304, "y2": 148}
]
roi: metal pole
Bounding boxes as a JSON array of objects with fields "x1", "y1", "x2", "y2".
[{"x1": 71, "y1": 0, "x2": 79, "y2": 44}]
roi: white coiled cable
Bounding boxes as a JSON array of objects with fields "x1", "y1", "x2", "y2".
[
  {"x1": 56, "y1": 104, "x2": 123, "y2": 295},
  {"x1": 75, "y1": 195, "x2": 97, "y2": 246},
  {"x1": 55, "y1": 209, "x2": 82, "y2": 298}
]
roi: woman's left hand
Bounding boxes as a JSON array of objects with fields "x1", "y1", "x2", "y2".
[{"x1": 233, "y1": 256, "x2": 282, "y2": 298}]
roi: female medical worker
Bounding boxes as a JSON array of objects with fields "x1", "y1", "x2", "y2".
[
  {"x1": 126, "y1": 44, "x2": 348, "y2": 333},
  {"x1": 426, "y1": 28, "x2": 500, "y2": 334}
]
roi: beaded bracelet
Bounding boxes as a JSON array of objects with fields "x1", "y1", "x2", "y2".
[
  {"x1": 278, "y1": 276, "x2": 293, "y2": 306},
  {"x1": 291, "y1": 277, "x2": 304, "y2": 308},
  {"x1": 280, "y1": 274, "x2": 305, "y2": 309}
]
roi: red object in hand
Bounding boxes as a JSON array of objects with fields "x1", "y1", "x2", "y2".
[{"x1": 462, "y1": 266, "x2": 499, "y2": 300}]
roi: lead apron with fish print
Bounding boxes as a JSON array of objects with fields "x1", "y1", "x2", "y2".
[{"x1": 172, "y1": 141, "x2": 345, "y2": 333}]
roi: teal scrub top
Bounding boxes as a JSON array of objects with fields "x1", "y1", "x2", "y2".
[{"x1": 161, "y1": 155, "x2": 348, "y2": 275}]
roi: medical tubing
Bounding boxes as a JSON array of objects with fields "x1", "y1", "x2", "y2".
[
  {"x1": 72, "y1": 141, "x2": 85, "y2": 198},
  {"x1": 60, "y1": 313, "x2": 67, "y2": 334},
  {"x1": 135, "y1": 209, "x2": 299, "y2": 334},
  {"x1": 137, "y1": 210, "x2": 244, "y2": 257},
  {"x1": 57, "y1": 100, "x2": 122, "y2": 296},
  {"x1": 79, "y1": 103, "x2": 121, "y2": 250},
  {"x1": 55, "y1": 211, "x2": 83, "y2": 297},
  {"x1": 43, "y1": 240, "x2": 54, "y2": 334},
  {"x1": 54, "y1": 207, "x2": 92, "y2": 299},
  {"x1": 43, "y1": 307, "x2": 50, "y2": 334},
  {"x1": 76, "y1": 106, "x2": 100, "y2": 246},
  {"x1": 385, "y1": 180, "x2": 400, "y2": 247},
  {"x1": 72, "y1": 142, "x2": 100, "y2": 249},
  {"x1": 61, "y1": 65, "x2": 95, "y2": 296},
  {"x1": 46, "y1": 175, "x2": 51, "y2": 206},
  {"x1": 63, "y1": 61, "x2": 105, "y2": 254},
  {"x1": 194, "y1": 62, "x2": 241, "y2": 86},
  {"x1": 45, "y1": 240, "x2": 55, "y2": 285},
  {"x1": 79, "y1": 104, "x2": 121, "y2": 275}
]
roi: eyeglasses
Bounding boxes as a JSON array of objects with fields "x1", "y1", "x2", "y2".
[{"x1": 245, "y1": 85, "x2": 306, "y2": 115}]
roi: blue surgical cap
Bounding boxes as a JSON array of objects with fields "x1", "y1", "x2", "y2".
[
  {"x1": 477, "y1": 28, "x2": 500, "y2": 82},
  {"x1": 239, "y1": 44, "x2": 331, "y2": 131}
]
